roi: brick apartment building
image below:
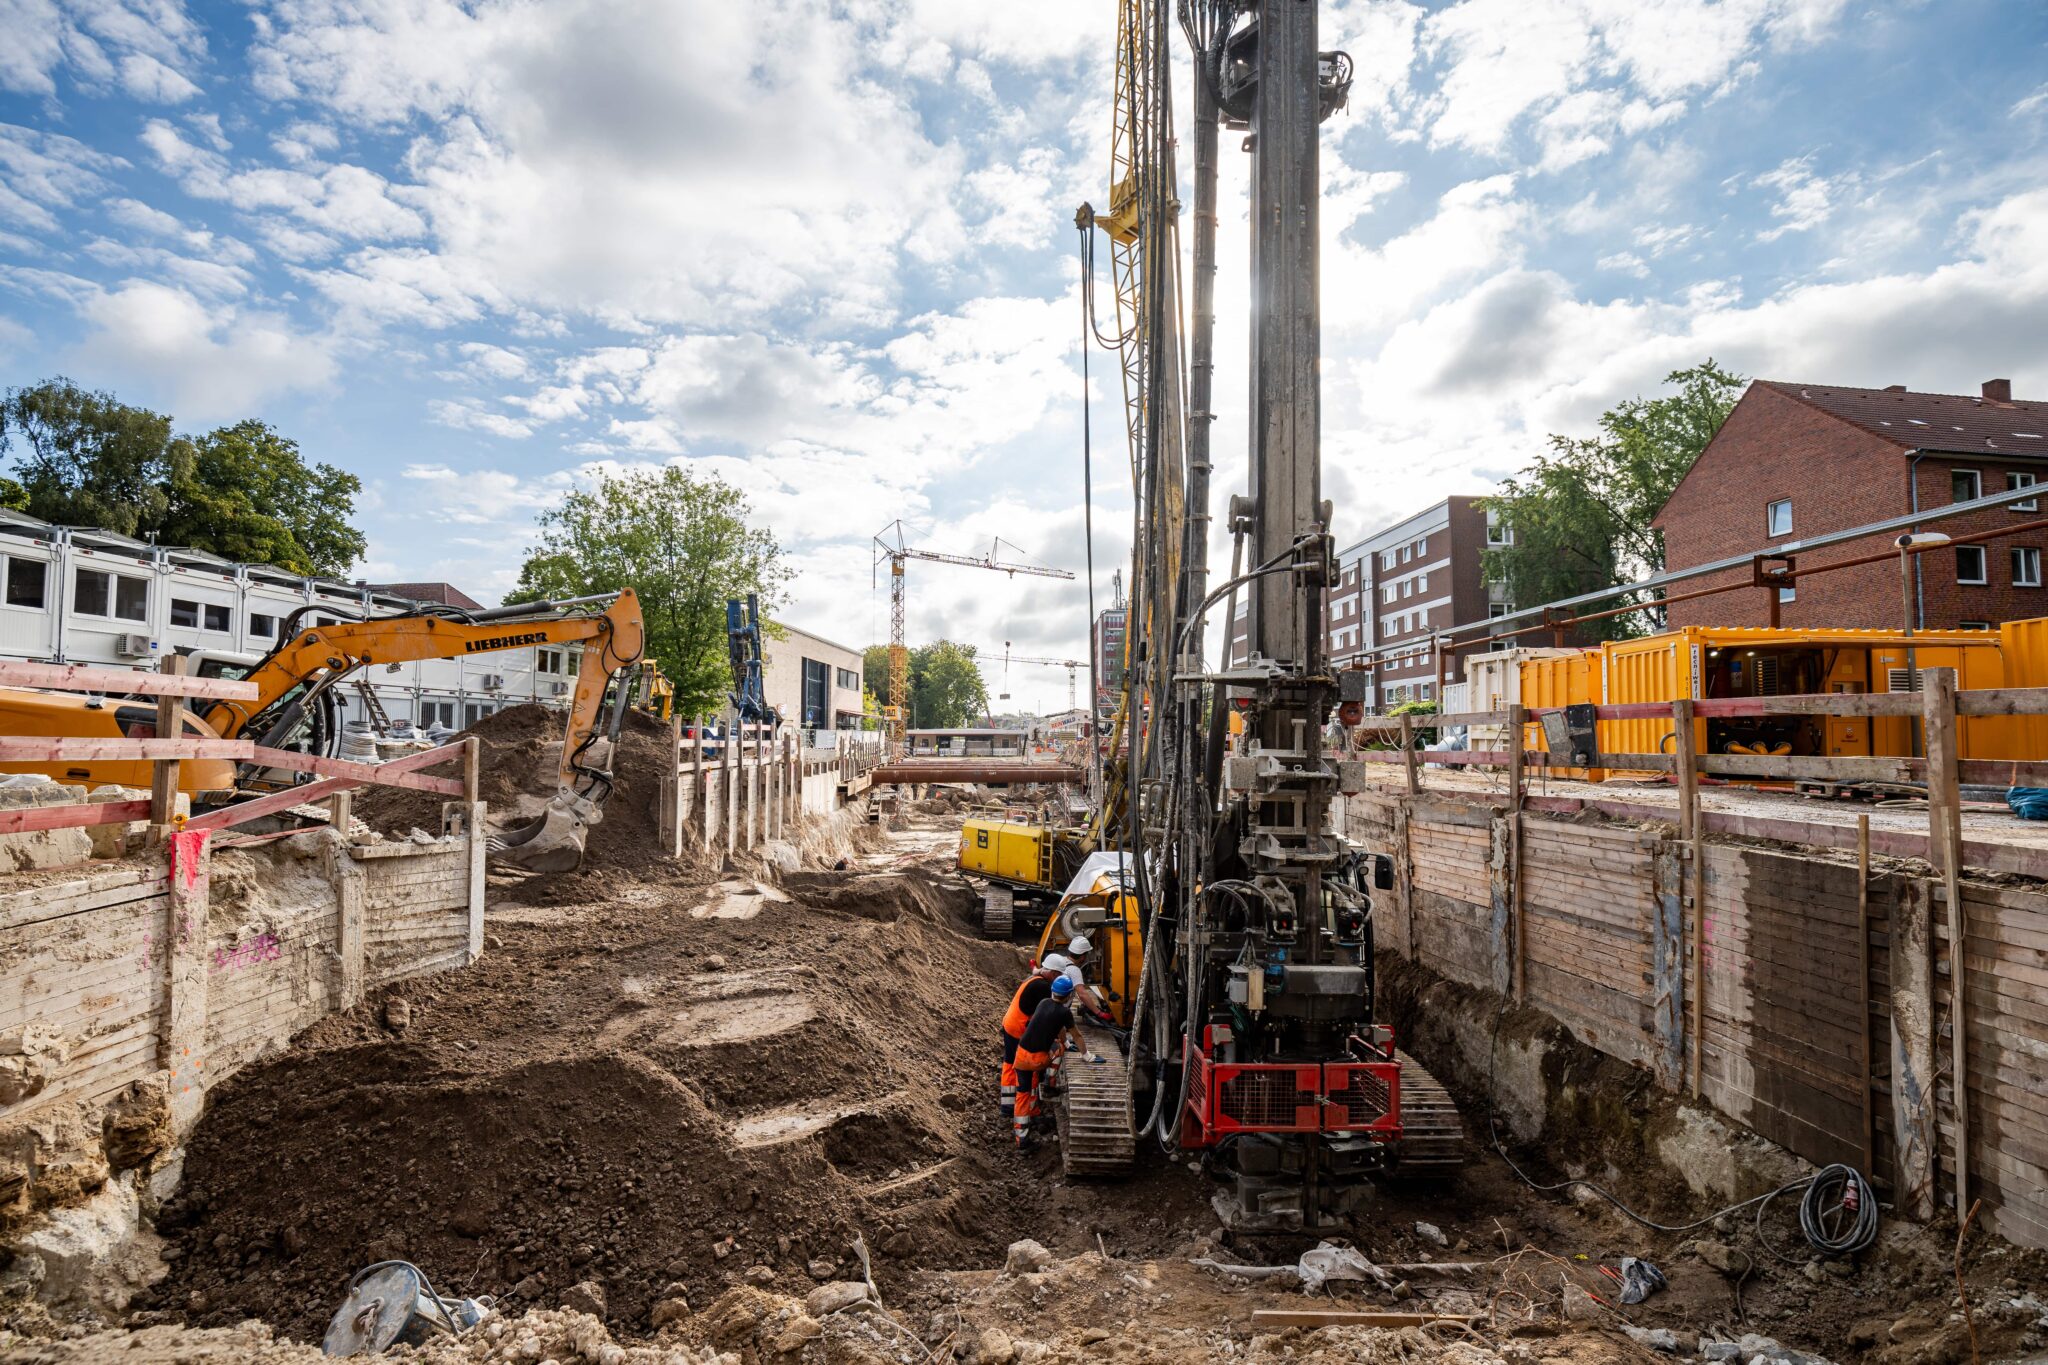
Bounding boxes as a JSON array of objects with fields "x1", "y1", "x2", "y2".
[
  {"x1": 1226, "y1": 494, "x2": 1510, "y2": 708},
  {"x1": 1655, "y1": 379, "x2": 2048, "y2": 630}
]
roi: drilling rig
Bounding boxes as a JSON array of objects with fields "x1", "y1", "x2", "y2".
[{"x1": 1064, "y1": 0, "x2": 1465, "y2": 1231}]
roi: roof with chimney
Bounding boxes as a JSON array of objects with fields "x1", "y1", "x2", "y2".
[
  {"x1": 1759, "y1": 378, "x2": 2048, "y2": 457},
  {"x1": 368, "y1": 581, "x2": 487, "y2": 611}
]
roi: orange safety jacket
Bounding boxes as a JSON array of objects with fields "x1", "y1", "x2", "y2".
[{"x1": 1002, "y1": 972, "x2": 1055, "y2": 1039}]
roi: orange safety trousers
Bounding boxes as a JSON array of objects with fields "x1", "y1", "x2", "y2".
[
  {"x1": 1010, "y1": 1041, "x2": 1065, "y2": 1146},
  {"x1": 998, "y1": 974, "x2": 1050, "y2": 1119}
]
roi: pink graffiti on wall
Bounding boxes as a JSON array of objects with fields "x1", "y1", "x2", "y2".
[{"x1": 211, "y1": 934, "x2": 282, "y2": 973}]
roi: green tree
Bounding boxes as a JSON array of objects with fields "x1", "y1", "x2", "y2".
[
  {"x1": 0, "y1": 378, "x2": 365, "y2": 574},
  {"x1": 862, "y1": 639, "x2": 989, "y2": 728},
  {"x1": 1482, "y1": 360, "x2": 1745, "y2": 640},
  {"x1": 511, "y1": 466, "x2": 790, "y2": 719},
  {"x1": 0, "y1": 377, "x2": 187, "y2": 536},
  {"x1": 161, "y1": 420, "x2": 365, "y2": 574}
]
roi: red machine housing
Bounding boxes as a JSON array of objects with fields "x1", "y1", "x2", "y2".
[{"x1": 1179, "y1": 1025, "x2": 1402, "y2": 1149}]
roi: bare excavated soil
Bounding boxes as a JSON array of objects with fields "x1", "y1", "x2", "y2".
[
  {"x1": 354, "y1": 703, "x2": 692, "y2": 905},
  {"x1": 141, "y1": 811, "x2": 1216, "y2": 1343}
]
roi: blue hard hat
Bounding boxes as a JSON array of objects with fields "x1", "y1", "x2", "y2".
[{"x1": 1051, "y1": 975, "x2": 1075, "y2": 998}]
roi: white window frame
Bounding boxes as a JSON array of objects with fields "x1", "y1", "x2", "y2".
[
  {"x1": 418, "y1": 699, "x2": 457, "y2": 729},
  {"x1": 3, "y1": 557, "x2": 48, "y2": 611},
  {"x1": 1766, "y1": 499, "x2": 1792, "y2": 537},
  {"x1": 2013, "y1": 546, "x2": 2042, "y2": 588},
  {"x1": 1489, "y1": 602, "x2": 1512, "y2": 618},
  {"x1": 2008, "y1": 471, "x2": 2038, "y2": 513},
  {"x1": 1952, "y1": 468, "x2": 1983, "y2": 503},
  {"x1": 1486, "y1": 517, "x2": 1512, "y2": 546},
  {"x1": 1956, "y1": 545, "x2": 1988, "y2": 585},
  {"x1": 250, "y1": 613, "x2": 278, "y2": 639},
  {"x1": 73, "y1": 567, "x2": 150, "y2": 623},
  {"x1": 1778, "y1": 585, "x2": 1796, "y2": 603},
  {"x1": 1381, "y1": 551, "x2": 1394, "y2": 570},
  {"x1": 1416, "y1": 536, "x2": 1428, "y2": 556}
]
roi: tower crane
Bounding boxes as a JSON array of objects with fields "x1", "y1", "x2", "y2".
[
  {"x1": 872, "y1": 521, "x2": 1074, "y2": 750},
  {"x1": 993, "y1": 643, "x2": 1088, "y2": 717}
]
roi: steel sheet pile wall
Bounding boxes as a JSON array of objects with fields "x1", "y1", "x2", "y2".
[{"x1": 1347, "y1": 788, "x2": 2048, "y2": 1251}]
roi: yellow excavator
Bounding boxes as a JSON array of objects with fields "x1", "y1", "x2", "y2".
[{"x1": 0, "y1": 591, "x2": 646, "y2": 871}]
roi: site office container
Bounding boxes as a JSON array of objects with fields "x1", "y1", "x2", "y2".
[
  {"x1": 1518, "y1": 627, "x2": 2007, "y2": 773},
  {"x1": 1516, "y1": 649, "x2": 1604, "y2": 778},
  {"x1": 1992, "y1": 616, "x2": 2048, "y2": 759},
  {"x1": 1461, "y1": 648, "x2": 1580, "y2": 748}
]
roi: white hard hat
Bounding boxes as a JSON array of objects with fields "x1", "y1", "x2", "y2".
[
  {"x1": 1042, "y1": 953, "x2": 1073, "y2": 975},
  {"x1": 1068, "y1": 934, "x2": 1093, "y2": 957}
]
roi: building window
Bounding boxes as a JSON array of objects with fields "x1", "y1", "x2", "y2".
[
  {"x1": 74, "y1": 568, "x2": 149, "y2": 622},
  {"x1": 464, "y1": 702, "x2": 491, "y2": 728},
  {"x1": 1417, "y1": 572, "x2": 1428, "y2": 594},
  {"x1": 4, "y1": 558, "x2": 46, "y2": 610},
  {"x1": 207, "y1": 603, "x2": 230, "y2": 631},
  {"x1": 1381, "y1": 551, "x2": 1394, "y2": 570},
  {"x1": 418, "y1": 700, "x2": 457, "y2": 729},
  {"x1": 1383, "y1": 586, "x2": 1395, "y2": 604},
  {"x1": 1960, "y1": 620, "x2": 1992, "y2": 630},
  {"x1": 250, "y1": 613, "x2": 278, "y2": 638},
  {"x1": 1486, "y1": 515, "x2": 1511, "y2": 546},
  {"x1": 169, "y1": 599, "x2": 231, "y2": 632},
  {"x1": 1489, "y1": 602, "x2": 1512, "y2": 618},
  {"x1": 1778, "y1": 585, "x2": 1796, "y2": 603},
  {"x1": 1402, "y1": 580, "x2": 1413, "y2": 599},
  {"x1": 2009, "y1": 471, "x2": 2039, "y2": 512},
  {"x1": 2014, "y1": 547, "x2": 2042, "y2": 587},
  {"x1": 1416, "y1": 536, "x2": 1428, "y2": 557},
  {"x1": 1766, "y1": 499, "x2": 1792, "y2": 536},
  {"x1": 171, "y1": 598, "x2": 199, "y2": 628},
  {"x1": 538, "y1": 648, "x2": 563, "y2": 674},
  {"x1": 1952, "y1": 469, "x2": 1982, "y2": 503},
  {"x1": 1956, "y1": 545, "x2": 1988, "y2": 584},
  {"x1": 836, "y1": 666, "x2": 859, "y2": 691}
]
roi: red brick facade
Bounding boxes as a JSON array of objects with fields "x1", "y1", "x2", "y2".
[{"x1": 1655, "y1": 381, "x2": 2048, "y2": 630}]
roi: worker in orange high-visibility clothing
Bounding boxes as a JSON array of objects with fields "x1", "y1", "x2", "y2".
[
  {"x1": 1012, "y1": 976, "x2": 1100, "y2": 1148},
  {"x1": 998, "y1": 954, "x2": 1074, "y2": 1120}
]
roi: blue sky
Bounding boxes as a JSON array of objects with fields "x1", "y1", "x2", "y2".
[{"x1": 3, "y1": 0, "x2": 2046, "y2": 711}]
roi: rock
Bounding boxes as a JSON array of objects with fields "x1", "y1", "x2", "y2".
[
  {"x1": 1561, "y1": 1281, "x2": 1601, "y2": 1322},
  {"x1": 806, "y1": 1258, "x2": 836, "y2": 1280},
  {"x1": 804, "y1": 1280, "x2": 872, "y2": 1318},
  {"x1": 1695, "y1": 1238, "x2": 1746, "y2": 1274},
  {"x1": 771, "y1": 1315, "x2": 823, "y2": 1353},
  {"x1": 1804, "y1": 1260, "x2": 1826, "y2": 1284},
  {"x1": 383, "y1": 998, "x2": 412, "y2": 1033},
  {"x1": 1624, "y1": 1326, "x2": 1681, "y2": 1354},
  {"x1": 1890, "y1": 1312, "x2": 1936, "y2": 1343},
  {"x1": 968, "y1": 1328, "x2": 1017, "y2": 1365},
  {"x1": 1413, "y1": 1221, "x2": 1449, "y2": 1248},
  {"x1": 742, "y1": 1265, "x2": 775, "y2": 1285},
  {"x1": 279, "y1": 1226, "x2": 305, "y2": 1257},
  {"x1": 712, "y1": 1237, "x2": 734, "y2": 1260},
  {"x1": 513, "y1": 1274, "x2": 545, "y2": 1299},
  {"x1": 1005, "y1": 1239, "x2": 1054, "y2": 1273},
  {"x1": 100, "y1": 1078, "x2": 171, "y2": 1171},
  {"x1": 650, "y1": 1294, "x2": 692, "y2": 1329},
  {"x1": 1845, "y1": 1319, "x2": 1886, "y2": 1348},
  {"x1": 560, "y1": 1280, "x2": 607, "y2": 1317},
  {"x1": 1080, "y1": 1327, "x2": 1112, "y2": 1345},
  {"x1": 705, "y1": 954, "x2": 729, "y2": 970},
  {"x1": 5, "y1": 1170, "x2": 166, "y2": 1318},
  {"x1": 882, "y1": 1229, "x2": 917, "y2": 1257},
  {"x1": 1391, "y1": 1280, "x2": 1413, "y2": 1301},
  {"x1": 1824, "y1": 1258, "x2": 1855, "y2": 1279}
]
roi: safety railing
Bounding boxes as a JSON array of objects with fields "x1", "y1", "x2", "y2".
[{"x1": 0, "y1": 656, "x2": 475, "y2": 844}]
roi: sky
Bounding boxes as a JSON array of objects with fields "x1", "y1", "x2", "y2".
[{"x1": 3, "y1": 0, "x2": 2047, "y2": 714}]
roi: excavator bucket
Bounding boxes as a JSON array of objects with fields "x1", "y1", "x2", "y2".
[{"x1": 488, "y1": 788, "x2": 605, "y2": 873}]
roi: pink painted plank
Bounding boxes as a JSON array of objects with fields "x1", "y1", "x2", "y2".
[
  {"x1": 0, "y1": 660, "x2": 257, "y2": 701},
  {"x1": 249, "y1": 746, "x2": 465, "y2": 797},
  {"x1": 0, "y1": 738, "x2": 252, "y2": 762},
  {"x1": 0, "y1": 800, "x2": 152, "y2": 834}
]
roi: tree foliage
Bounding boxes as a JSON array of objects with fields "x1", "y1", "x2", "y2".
[
  {"x1": 862, "y1": 639, "x2": 990, "y2": 730},
  {"x1": 1481, "y1": 361, "x2": 1745, "y2": 641},
  {"x1": 0, "y1": 377, "x2": 366, "y2": 574},
  {"x1": 512, "y1": 466, "x2": 790, "y2": 719}
]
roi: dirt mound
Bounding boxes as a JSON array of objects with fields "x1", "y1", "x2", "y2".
[
  {"x1": 354, "y1": 704, "x2": 687, "y2": 903},
  {"x1": 145, "y1": 839, "x2": 1216, "y2": 1343}
]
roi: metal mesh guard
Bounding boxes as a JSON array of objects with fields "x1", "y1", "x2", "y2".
[
  {"x1": 1219, "y1": 1067, "x2": 1311, "y2": 1128},
  {"x1": 1329, "y1": 1063, "x2": 1399, "y2": 1131}
]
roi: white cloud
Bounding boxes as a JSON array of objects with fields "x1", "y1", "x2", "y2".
[
  {"x1": 1754, "y1": 154, "x2": 1841, "y2": 241},
  {"x1": 0, "y1": 123, "x2": 123, "y2": 231},
  {"x1": 428, "y1": 399, "x2": 534, "y2": 440},
  {"x1": 0, "y1": 0, "x2": 207, "y2": 103},
  {"x1": 71, "y1": 280, "x2": 336, "y2": 422},
  {"x1": 142, "y1": 119, "x2": 426, "y2": 240}
]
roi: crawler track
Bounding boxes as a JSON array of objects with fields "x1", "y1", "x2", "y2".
[
  {"x1": 1390, "y1": 1048, "x2": 1467, "y2": 1177},
  {"x1": 1058, "y1": 1024, "x2": 1136, "y2": 1177}
]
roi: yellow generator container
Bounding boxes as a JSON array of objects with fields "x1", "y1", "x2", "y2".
[
  {"x1": 959, "y1": 818, "x2": 1056, "y2": 889},
  {"x1": 1516, "y1": 647, "x2": 1604, "y2": 778}
]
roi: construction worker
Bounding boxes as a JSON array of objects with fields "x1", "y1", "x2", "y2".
[
  {"x1": 1055, "y1": 935, "x2": 1107, "y2": 1016},
  {"x1": 1012, "y1": 977, "x2": 1099, "y2": 1148},
  {"x1": 999, "y1": 956, "x2": 1069, "y2": 1120}
]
